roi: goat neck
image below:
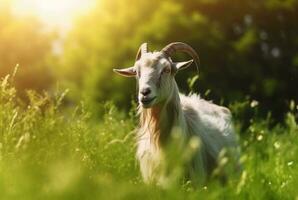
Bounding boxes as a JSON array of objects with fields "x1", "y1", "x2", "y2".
[{"x1": 138, "y1": 80, "x2": 185, "y2": 147}]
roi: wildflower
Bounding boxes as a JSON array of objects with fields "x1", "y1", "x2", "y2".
[
  {"x1": 274, "y1": 141, "x2": 281, "y2": 149},
  {"x1": 257, "y1": 135, "x2": 263, "y2": 141},
  {"x1": 287, "y1": 161, "x2": 294, "y2": 166},
  {"x1": 189, "y1": 136, "x2": 200, "y2": 150},
  {"x1": 250, "y1": 100, "x2": 259, "y2": 108}
]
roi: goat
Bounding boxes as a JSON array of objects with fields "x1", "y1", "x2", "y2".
[{"x1": 113, "y1": 42, "x2": 241, "y2": 186}]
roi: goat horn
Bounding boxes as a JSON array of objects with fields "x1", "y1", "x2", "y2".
[
  {"x1": 161, "y1": 42, "x2": 200, "y2": 71},
  {"x1": 135, "y1": 43, "x2": 148, "y2": 61}
]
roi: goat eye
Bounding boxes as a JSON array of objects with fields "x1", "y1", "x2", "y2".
[{"x1": 162, "y1": 67, "x2": 170, "y2": 74}]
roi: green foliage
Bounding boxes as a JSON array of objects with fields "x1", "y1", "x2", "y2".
[
  {"x1": 1, "y1": 70, "x2": 298, "y2": 199},
  {"x1": 0, "y1": 2, "x2": 55, "y2": 96},
  {"x1": 59, "y1": 0, "x2": 298, "y2": 120},
  {"x1": 0, "y1": 74, "x2": 138, "y2": 199},
  {"x1": 1, "y1": 0, "x2": 298, "y2": 197}
]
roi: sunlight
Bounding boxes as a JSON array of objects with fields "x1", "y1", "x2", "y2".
[{"x1": 12, "y1": 0, "x2": 95, "y2": 29}]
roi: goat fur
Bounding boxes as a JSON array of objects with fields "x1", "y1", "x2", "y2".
[{"x1": 136, "y1": 81, "x2": 240, "y2": 185}]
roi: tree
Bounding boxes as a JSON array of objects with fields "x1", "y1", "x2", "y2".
[
  {"x1": 0, "y1": 2, "x2": 55, "y2": 97},
  {"x1": 62, "y1": 0, "x2": 298, "y2": 120}
]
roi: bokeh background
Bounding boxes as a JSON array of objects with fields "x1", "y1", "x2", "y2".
[
  {"x1": 1, "y1": 0, "x2": 297, "y2": 121},
  {"x1": 1, "y1": 1, "x2": 298, "y2": 199}
]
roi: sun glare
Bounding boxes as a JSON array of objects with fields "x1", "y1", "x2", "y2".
[{"x1": 12, "y1": 0, "x2": 95, "y2": 30}]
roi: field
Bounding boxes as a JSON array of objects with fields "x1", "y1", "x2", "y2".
[
  {"x1": 1, "y1": 0, "x2": 298, "y2": 199},
  {"x1": 0, "y1": 73, "x2": 297, "y2": 200}
]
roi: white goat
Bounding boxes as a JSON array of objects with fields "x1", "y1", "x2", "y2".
[{"x1": 114, "y1": 42, "x2": 240, "y2": 185}]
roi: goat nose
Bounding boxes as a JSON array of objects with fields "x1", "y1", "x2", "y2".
[{"x1": 140, "y1": 88, "x2": 151, "y2": 96}]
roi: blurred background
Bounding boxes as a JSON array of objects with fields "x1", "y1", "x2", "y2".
[{"x1": 1, "y1": 0, "x2": 297, "y2": 121}]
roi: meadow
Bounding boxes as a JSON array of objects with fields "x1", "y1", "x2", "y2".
[
  {"x1": 0, "y1": 70, "x2": 297, "y2": 200},
  {"x1": 1, "y1": 0, "x2": 298, "y2": 199}
]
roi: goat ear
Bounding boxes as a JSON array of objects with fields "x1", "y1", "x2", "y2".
[
  {"x1": 173, "y1": 59, "x2": 193, "y2": 72},
  {"x1": 113, "y1": 67, "x2": 136, "y2": 77}
]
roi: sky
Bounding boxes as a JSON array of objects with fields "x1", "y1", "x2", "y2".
[
  {"x1": 12, "y1": 0, "x2": 95, "y2": 31},
  {"x1": 9, "y1": 0, "x2": 96, "y2": 54}
]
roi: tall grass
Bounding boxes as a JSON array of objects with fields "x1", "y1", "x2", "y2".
[{"x1": 0, "y1": 72, "x2": 297, "y2": 199}]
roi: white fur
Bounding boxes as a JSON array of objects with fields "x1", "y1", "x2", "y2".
[
  {"x1": 115, "y1": 50, "x2": 241, "y2": 185},
  {"x1": 136, "y1": 89, "x2": 240, "y2": 185}
]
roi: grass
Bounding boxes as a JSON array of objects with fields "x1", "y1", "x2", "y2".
[{"x1": 0, "y1": 73, "x2": 297, "y2": 200}]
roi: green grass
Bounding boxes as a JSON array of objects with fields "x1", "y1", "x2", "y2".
[{"x1": 0, "y1": 74, "x2": 297, "y2": 200}]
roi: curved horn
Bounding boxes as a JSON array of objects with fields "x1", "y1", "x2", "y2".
[
  {"x1": 135, "y1": 43, "x2": 148, "y2": 61},
  {"x1": 161, "y1": 42, "x2": 200, "y2": 71}
]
